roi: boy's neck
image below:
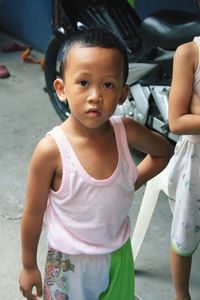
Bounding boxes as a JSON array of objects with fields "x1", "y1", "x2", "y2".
[{"x1": 61, "y1": 117, "x2": 112, "y2": 140}]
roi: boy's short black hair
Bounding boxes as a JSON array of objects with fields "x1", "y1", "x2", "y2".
[{"x1": 59, "y1": 28, "x2": 129, "y2": 84}]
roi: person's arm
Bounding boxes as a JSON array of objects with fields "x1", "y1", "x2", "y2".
[
  {"x1": 123, "y1": 118, "x2": 173, "y2": 190},
  {"x1": 19, "y1": 136, "x2": 57, "y2": 299},
  {"x1": 168, "y1": 41, "x2": 200, "y2": 135}
]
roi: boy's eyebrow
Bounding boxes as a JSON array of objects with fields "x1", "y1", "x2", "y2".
[{"x1": 74, "y1": 71, "x2": 120, "y2": 78}]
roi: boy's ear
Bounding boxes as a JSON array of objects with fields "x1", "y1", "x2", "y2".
[
  {"x1": 53, "y1": 78, "x2": 67, "y2": 102},
  {"x1": 118, "y1": 84, "x2": 129, "y2": 105}
]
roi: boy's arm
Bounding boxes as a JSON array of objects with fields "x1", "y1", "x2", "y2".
[
  {"x1": 19, "y1": 136, "x2": 57, "y2": 299},
  {"x1": 123, "y1": 118, "x2": 173, "y2": 190}
]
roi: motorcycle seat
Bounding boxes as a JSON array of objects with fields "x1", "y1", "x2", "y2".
[{"x1": 140, "y1": 10, "x2": 200, "y2": 50}]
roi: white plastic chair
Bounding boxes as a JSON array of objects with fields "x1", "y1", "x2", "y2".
[{"x1": 131, "y1": 166, "x2": 169, "y2": 262}]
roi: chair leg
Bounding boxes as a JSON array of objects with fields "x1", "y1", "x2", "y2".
[{"x1": 131, "y1": 179, "x2": 161, "y2": 262}]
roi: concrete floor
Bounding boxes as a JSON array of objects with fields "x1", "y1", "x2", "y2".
[{"x1": 0, "y1": 31, "x2": 199, "y2": 300}]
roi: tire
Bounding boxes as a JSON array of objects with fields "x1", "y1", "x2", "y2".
[{"x1": 44, "y1": 36, "x2": 71, "y2": 120}]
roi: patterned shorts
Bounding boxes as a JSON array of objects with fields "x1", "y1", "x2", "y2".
[{"x1": 44, "y1": 239, "x2": 134, "y2": 300}]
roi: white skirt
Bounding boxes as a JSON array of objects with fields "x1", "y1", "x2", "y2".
[{"x1": 168, "y1": 135, "x2": 200, "y2": 256}]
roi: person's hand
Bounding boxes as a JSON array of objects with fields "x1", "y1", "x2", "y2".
[{"x1": 19, "y1": 266, "x2": 43, "y2": 300}]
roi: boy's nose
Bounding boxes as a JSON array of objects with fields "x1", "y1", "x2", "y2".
[{"x1": 87, "y1": 89, "x2": 103, "y2": 103}]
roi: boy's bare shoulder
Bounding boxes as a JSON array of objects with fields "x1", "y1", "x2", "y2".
[
  {"x1": 122, "y1": 117, "x2": 138, "y2": 132},
  {"x1": 33, "y1": 134, "x2": 59, "y2": 162},
  {"x1": 121, "y1": 117, "x2": 146, "y2": 145}
]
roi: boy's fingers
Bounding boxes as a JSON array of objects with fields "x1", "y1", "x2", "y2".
[
  {"x1": 20, "y1": 288, "x2": 29, "y2": 298},
  {"x1": 36, "y1": 284, "x2": 43, "y2": 297},
  {"x1": 20, "y1": 290, "x2": 32, "y2": 299},
  {"x1": 20, "y1": 286, "x2": 38, "y2": 300}
]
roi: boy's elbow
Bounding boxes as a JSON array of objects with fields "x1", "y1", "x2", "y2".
[
  {"x1": 168, "y1": 144, "x2": 174, "y2": 159},
  {"x1": 164, "y1": 142, "x2": 173, "y2": 162},
  {"x1": 163, "y1": 138, "x2": 173, "y2": 161}
]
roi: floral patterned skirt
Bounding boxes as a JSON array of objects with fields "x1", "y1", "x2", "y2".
[
  {"x1": 168, "y1": 135, "x2": 200, "y2": 256},
  {"x1": 44, "y1": 239, "x2": 134, "y2": 300}
]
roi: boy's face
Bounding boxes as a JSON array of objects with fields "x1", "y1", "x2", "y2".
[{"x1": 54, "y1": 45, "x2": 128, "y2": 129}]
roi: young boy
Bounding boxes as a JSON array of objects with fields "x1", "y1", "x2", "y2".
[{"x1": 19, "y1": 28, "x2": 172, "y2": 300}]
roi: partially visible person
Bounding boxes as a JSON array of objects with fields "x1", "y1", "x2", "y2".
[
  {"x1": 168, "y1": 36, "x2": 200, "y2": 300},
  {"x1": 19, "y1": 28, "x2": 172, "y2": 300}
]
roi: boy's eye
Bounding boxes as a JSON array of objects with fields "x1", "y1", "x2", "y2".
[
  {"x1": 79, "y1": 80, "x2": 88, "y2": 87},
  {"x1": 104, "y1": 82, "x2": 113, "y2": 89}
]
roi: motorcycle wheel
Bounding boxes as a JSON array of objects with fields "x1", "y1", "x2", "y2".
[{"x1": 44, "y1": 36, "x2": 70, "y2": 120}]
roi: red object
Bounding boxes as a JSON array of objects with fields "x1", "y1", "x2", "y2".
[
  {"x1": 21, "y1": 49, "x2": 45, "y2": 70},
  {"x1": 1, "y1": 42, "x2": 32, "y2": 52},
  {"x1": 0, "y1": 65, "x2": 10, "y2": 78}
]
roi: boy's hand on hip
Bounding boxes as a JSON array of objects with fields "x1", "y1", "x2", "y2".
[{"x1": 19, "y1": 267, "x2": 42, "y2": 299}]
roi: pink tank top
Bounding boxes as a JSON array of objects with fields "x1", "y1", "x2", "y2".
[{"x1": 44, "y1": 116, "x2": 138, "y2": 255}]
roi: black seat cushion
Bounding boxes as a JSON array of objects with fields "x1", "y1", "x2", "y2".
[{"x1": 140, "y1": 10, "x2": 200, "y2": 50}]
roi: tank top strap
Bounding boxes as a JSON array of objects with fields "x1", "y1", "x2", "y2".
[
  {"x1": 194, "y1": 36, "x2": 200, "y2": 47},
  {"x1": 193, "y1": 36, "x2": 200, "y2": 66},
  {"x1": 47, "y1": 126, "x2": 70, "y2": 194}
]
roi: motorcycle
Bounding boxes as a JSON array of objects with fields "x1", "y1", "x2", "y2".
[{"x1": 44, "y1": 0, "x2": 200, "y2": 143}]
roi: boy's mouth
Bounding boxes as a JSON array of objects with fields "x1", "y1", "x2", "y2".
[{"x1": 86, "y1": 108, "x2": 101, "y2": 116}]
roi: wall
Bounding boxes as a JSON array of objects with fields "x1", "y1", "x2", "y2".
[{"x1": 0, "y1": 0, "x2": 53, "y2": 52}]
